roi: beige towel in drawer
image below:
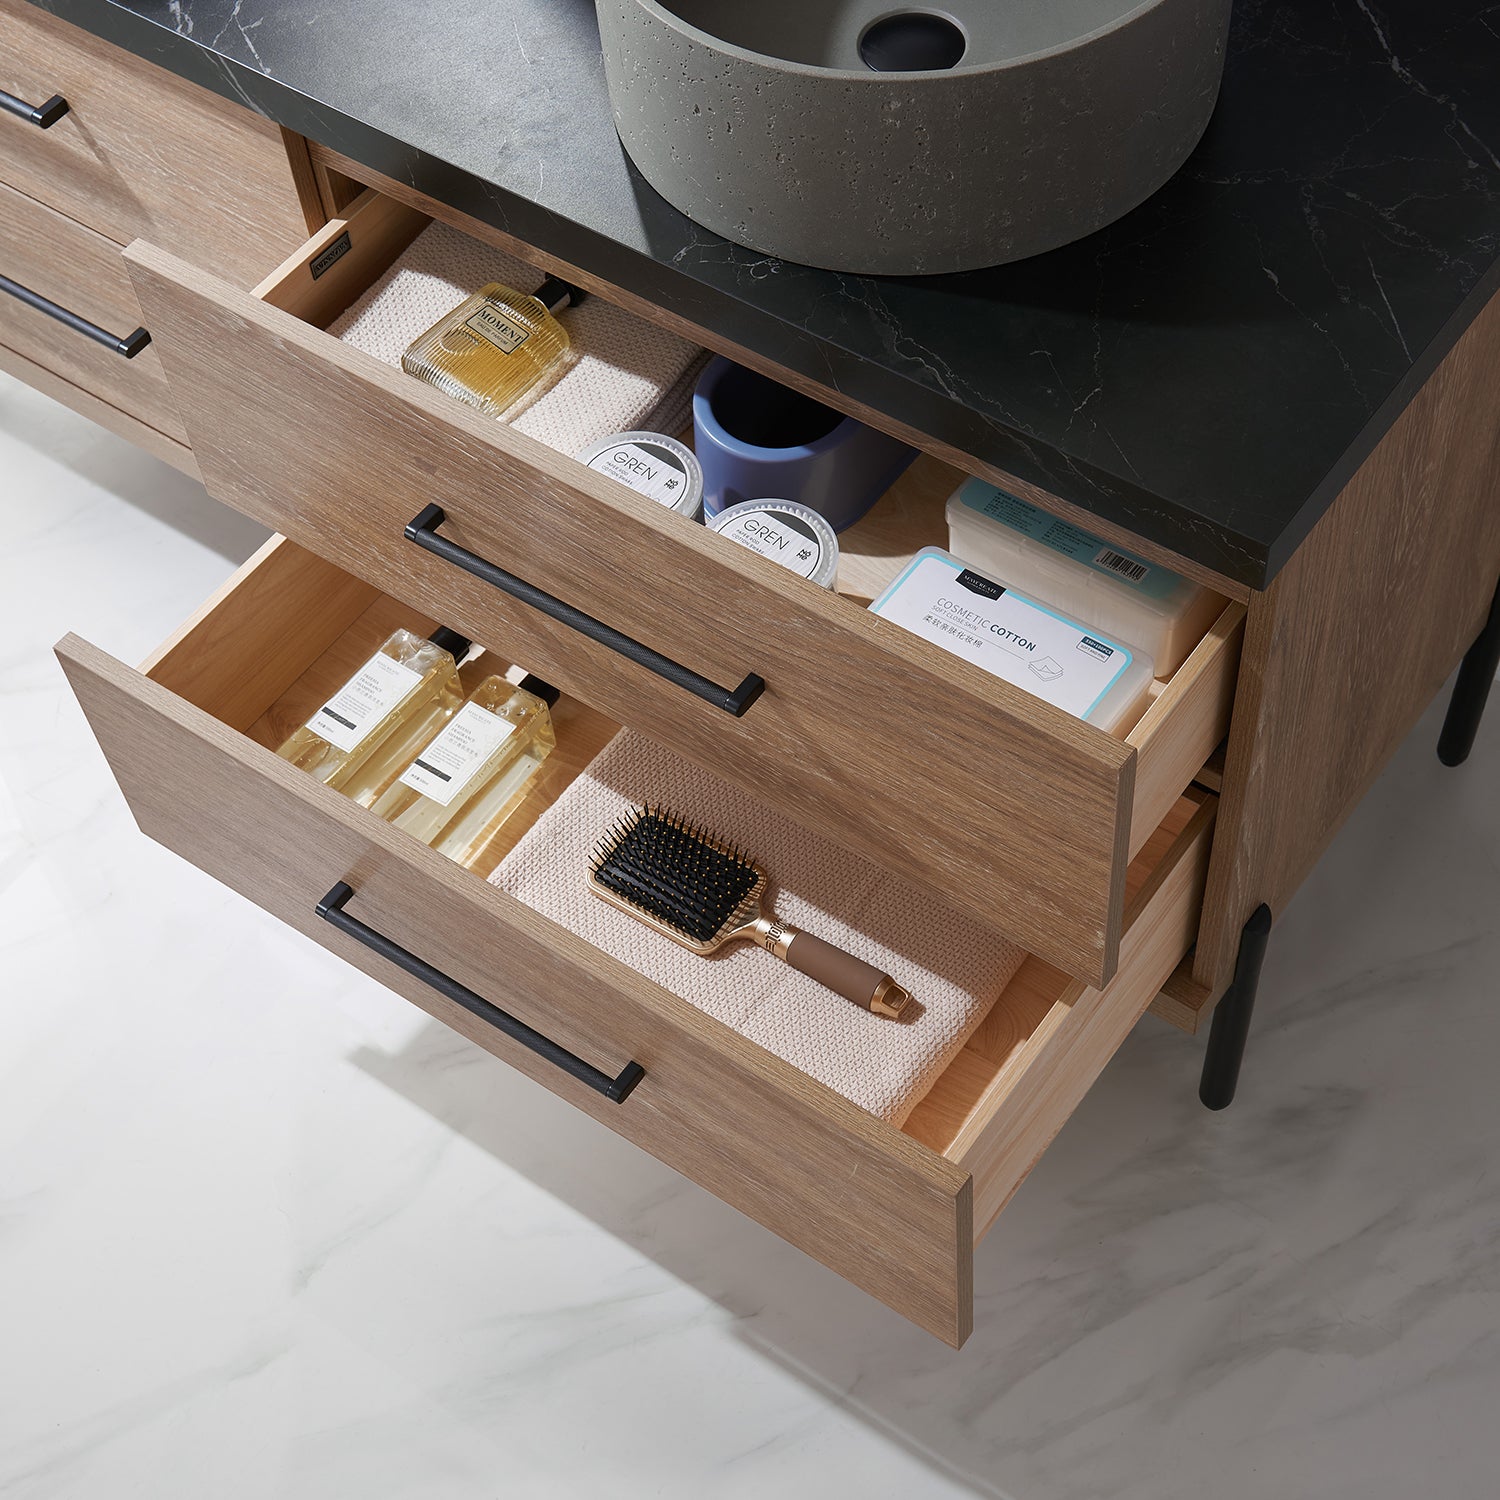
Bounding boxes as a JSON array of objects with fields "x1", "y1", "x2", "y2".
[
  {"x1": 491, "y1": 730, "x2": 1026, "y2": 1124},
  {"x1": 328, "y1": 221, "x2": 707, "y2": 455}
]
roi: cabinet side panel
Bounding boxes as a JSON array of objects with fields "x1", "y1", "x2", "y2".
[{"x1": 1195, "y1": 287, "x2": 1500, "y2": 991}]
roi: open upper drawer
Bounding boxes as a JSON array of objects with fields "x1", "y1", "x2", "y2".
[
  {"x1": 57, "y1": 536, "x2": 1216, "y2": 1346},
  {"x1": 121, "y1": 190, "x2": 1242, "y2": 987}
]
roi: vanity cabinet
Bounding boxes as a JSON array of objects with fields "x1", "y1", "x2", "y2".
[
  {"x1": 119, "y1": 191, "x2": 1245, "y2": 989},
  {"x1": 15, "y1": 0, "x2": 1500, "y2": 1346}
]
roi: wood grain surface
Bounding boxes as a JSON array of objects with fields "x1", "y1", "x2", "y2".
[
  {"x1": 57, "y1": 533, "x2": 1233, "y2": 1341},
  {"x1": 56, "y1": 537, "x2": 982, "y2": 1344},
  {"x1": 0, "y1": 178, "x2": 187, "y2": 441},
  {"x1": 1123, "y1": 600, "x2": 1242, "y2": 859},
  {"x1": 1147, "y1": 953, "x2": 1215, "y2": 1033},
  {"x1": 0, "y1": 0, "x2": 315, "y2": 283},
  {"x1": 906, "y1": 790, "x2": 1214, "y2": 1233},
  {"x1": 1194, "y1": 285, "x2": 1500, "y2": 992},
  {"x1": 251, "y1": 189, "x2": 425, "y2": 327},
  {"x1": 139, "y1": 536, "x2": 381, "y2": 726},
  {"x1": 956, "y1": 788, "x2": 1213, "y2": 1237},
  {"x1": 126, "y1": 233, "x2": 1149, "y2": 987}
]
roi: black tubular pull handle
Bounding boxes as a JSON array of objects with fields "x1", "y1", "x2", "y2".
[
  {"x1": 316, "y1": 882, "x2": 645, "y2": 1103},
  {"x1": 404, "y1": 504, "x2": 765, "y2": 717},
  {"x1": 0, "y1": 88, "x2": 69, "y2": 128},
  {"x1": 0, "y1": 273, "x2": 150, "y2": 358}
]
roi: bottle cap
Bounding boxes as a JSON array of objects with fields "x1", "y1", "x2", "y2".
[
  {"x1": 516, "y1": 673, "x2": 562, "y2": 708},
  {"x1": 534, "y1": 276, "x2": 587, "y2": 314},
  {"x1": 427, "y1": 625, "x2": 473, "y2": 664}
]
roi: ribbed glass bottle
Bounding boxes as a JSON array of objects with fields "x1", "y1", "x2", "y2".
[{"x1": 401, "y1": 282, "x2": 572, "y2": 418}]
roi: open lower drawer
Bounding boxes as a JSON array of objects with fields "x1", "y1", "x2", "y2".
[
  {"x1": 57, "y1": 536, "x2": 1215, "y2": 1347},
  {"x1": 120, "y1": 189, "x2": 1242, "y2": 989}
]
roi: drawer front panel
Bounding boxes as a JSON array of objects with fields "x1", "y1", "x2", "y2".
[
  {"x1": 0, "y1": 0, "x2": 311, "y2": 282},
  {"x1": 0, "y1": 178, "x2": 185, "y2": 441},
  {"x1": 125, "y1": 240, "x2": 1140, "y2": 988},
  {"x1": 56, "y1": 625, "x2": 975, "y2": 1346}
]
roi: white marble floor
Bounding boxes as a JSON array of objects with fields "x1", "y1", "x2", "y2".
[{"x1": 2, "y1": 371, "x2": 1499, "y2": 1500}]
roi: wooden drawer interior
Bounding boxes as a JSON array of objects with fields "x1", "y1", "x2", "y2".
[
  {"x1": 244, "y1": 193, "x2": 1245, "y2": 816},
  {"x1": 61, "y1": 536, "x2": 1215, "y2": 1345},
  {"x1": 222, "y1": 585, "x2": 1217, "y2": 1190},
  {"x1": 123, "y1": 190, "x2": 1240, "y2": 989}
]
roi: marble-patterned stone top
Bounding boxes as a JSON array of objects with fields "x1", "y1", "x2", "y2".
[{"x1": 32, "y1": 0, "x2": 1500, "y2": 588}]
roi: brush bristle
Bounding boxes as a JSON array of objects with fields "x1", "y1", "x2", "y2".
[{"x1": 589, "y1": 805, "x2": 760, "y2": 944}]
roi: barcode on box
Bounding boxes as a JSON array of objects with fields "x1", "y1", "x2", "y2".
[{"x1": 1093, "y1": 547, "x2": 1150, "y2": 583}]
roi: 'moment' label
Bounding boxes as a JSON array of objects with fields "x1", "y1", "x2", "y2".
[
  {"x1": 398, "y1": 701, "x2": 517, "y2": 808},
  {"x1": 310, "y1": 651, "x2": 424, "y2": 754},
  {"x1": 871, "y1": 552, "x2": 1133, "y2": 720},
  {"x1": 464, "y1": 302, "x2": 532, "y2": 355}
]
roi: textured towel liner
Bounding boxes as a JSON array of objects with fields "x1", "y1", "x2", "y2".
[
  {"x1": 491, "y1": 731, "x2": 1026, "y2": 1125},
  {"x1": 329, "y1": 221, "x2": 707, "y2": 455}
]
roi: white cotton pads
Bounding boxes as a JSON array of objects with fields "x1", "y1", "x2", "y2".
[
  {"x1": 869, "y1": 547, "x2": 1155, "y2": 732},
  {"x1": 946, "y1": 478, "x2": 1222, "y2": 676}
]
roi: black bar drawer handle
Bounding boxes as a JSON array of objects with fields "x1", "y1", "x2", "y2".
[
  {"x1": 0, "y1": 273, "x2": 150, "y2": 358},
  {"x1": 316, "y1": 881, "x2": 645, "y2": 1103},
  {"x1": 0, "y1": 88, "x2": 69, "y2": 129},
  {"x1": 405, "y1": 504, "x2": 765, "y2": 717}
]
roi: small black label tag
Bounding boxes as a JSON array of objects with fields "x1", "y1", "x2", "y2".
[
  {"x1": 956, "y1": 568, "x2": 1005, "y2": 600},
  {"x1": 309, "y1": 231, "x2": 352, "y2": 280}
]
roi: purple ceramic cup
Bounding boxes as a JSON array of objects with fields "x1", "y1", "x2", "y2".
[{"x1": 692, "y1": 356, "x2": 918, "y2": 531}]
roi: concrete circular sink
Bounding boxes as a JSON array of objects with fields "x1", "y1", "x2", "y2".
[{"x1": 597, "y1": 0, "x2": 1231, "y2": 274}]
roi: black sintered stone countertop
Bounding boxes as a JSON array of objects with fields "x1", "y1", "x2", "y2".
[{"x1": 28, "y1": 0, "x2": 1500, "y2": 590}]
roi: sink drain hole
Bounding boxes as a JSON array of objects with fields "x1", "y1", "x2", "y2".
[{"x1": 858, "y1": 11, "x2": 967, "y2": 71}]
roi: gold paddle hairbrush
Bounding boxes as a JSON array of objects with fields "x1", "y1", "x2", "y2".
[{"x1": 587, "y1": 805, "x2": 912, "y2": 1019}]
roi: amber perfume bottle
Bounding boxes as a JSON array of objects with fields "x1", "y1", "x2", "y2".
[
  {"x1": 276, "y1": 626, "x2": 470, "y2": 791},
  {"x1": 371, "y1": 675, "x2": 559, "y2": 864},
  {"x1": 401, "y1": 276, "x2": 584, "y2": 418}
]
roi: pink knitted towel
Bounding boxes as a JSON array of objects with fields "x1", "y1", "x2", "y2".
[
  {"x1": 490, "y1": 730, "x2": 1026, "y2": 1124},
  {"x1": 329, "y1": 221, "x2": 704, "y2": 454}
]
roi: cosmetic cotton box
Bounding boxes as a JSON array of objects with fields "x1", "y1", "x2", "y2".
[
  {"x1": 869, "y1": 547, "x2": 1155, "y2": 732},
  {"x1": 946, "y1": 479, "x2": 1222, "y2": 676}
]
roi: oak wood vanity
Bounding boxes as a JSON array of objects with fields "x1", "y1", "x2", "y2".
[{"x1": 5, "y1": 0, "x2": 1497, "y2": 1346}]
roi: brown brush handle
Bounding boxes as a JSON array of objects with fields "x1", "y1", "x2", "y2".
[{"x1": 783, "y1": 932, "x2": 911, "y2": 1018}]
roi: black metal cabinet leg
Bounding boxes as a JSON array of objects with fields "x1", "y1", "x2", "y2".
[
  {"x1": 1438, "y1": 577, "x2": 1500, "y2": 767},
  {"x1": 1199, "y1": 904, "x2": 1273, "y2": 1111}
]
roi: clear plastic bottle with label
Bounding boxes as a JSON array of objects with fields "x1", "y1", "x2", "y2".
[
  {"x1": 371, "y1": 675, "x2": 559, "y2": 864},
  {"x1": 276, "y1": 626, "x2": 470, "y2": 791},
  {"x1": 333, "y1": 633, "x2": 483, "y2": 809},
  {"x1": 401, "y1": 277, "x2": 583, "y2": 419}
]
